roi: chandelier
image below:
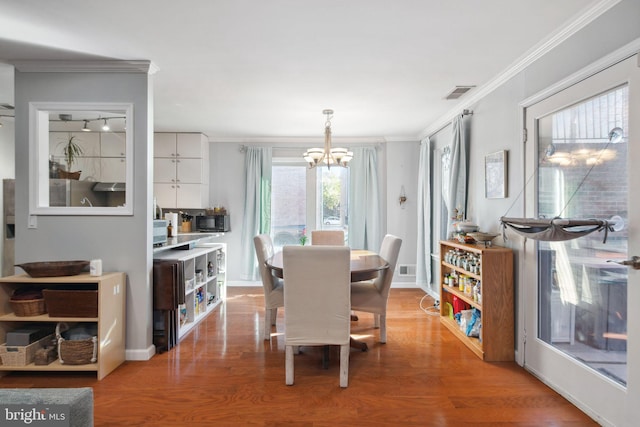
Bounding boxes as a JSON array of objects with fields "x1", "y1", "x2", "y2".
[{"x1": 303, "y1": 109, "x2": 353, "y2": 168}]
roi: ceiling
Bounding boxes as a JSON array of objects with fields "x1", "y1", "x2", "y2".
[{"x1": 0, "y1": 0, "x2": 604, "y2": 141}]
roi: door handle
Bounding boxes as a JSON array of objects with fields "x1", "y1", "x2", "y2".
[{"x1": 607, "y1": 256, "x2": 640, "y2": 270}]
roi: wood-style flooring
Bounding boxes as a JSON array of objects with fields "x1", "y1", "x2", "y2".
[{"x1": 0, "y1": 287, "x2": 597, "y2": 426}]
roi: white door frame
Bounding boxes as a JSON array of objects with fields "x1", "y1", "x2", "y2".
[{"x1": 516, "y1": 40, "x2": 640, "y2": 426}]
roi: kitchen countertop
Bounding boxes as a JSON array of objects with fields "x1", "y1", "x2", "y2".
[{"x1": 153, "y1": 232, "x2": 224, "y2": 253}]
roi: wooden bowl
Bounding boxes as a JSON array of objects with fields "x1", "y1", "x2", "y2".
[{"x1": 15, "y1": 261, "x2": 90, "y2": 278}]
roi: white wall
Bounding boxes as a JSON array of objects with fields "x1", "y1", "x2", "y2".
[
  {"x1": 208, "y1": 139, "x2": 421, "y2": 285},
  {"x1": 0, "y1": 64, "x2": 15, "y2": 276},
  {"x1": 14, "y1": 66, "x2": 155, "y2": 359},
  {"x1": 383, "y1": 140, "x2": 419, "y2": 283}
]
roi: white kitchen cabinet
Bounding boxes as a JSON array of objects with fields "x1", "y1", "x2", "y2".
[
  {"x1": 154, "y1": 158, "x2": 203, "y2": 184},
  {"x1": 100, "y1": 158, "x2": 126, "y2": 183},
  {"x1": 49, "y1": 132, "x2": 127, "y2": 183},
  {"x1": 154, "y1": 133, "x2": 206, "y2": 158},
  {"x1": 153, "y1": 183, "x2": 207, "y2": 209},
  {"x1": 99, "y1": 132, "x2": 126, "y2": 183},
  {"x1": 153, "y1": 132, "x2": 209, "y2": 209},
  {"x1": 100, "y1": 132, "x2": 126, "y2": 158},
  {"x1": 72, "y1": 157, "x2": 101, "y2": 181},
  {"x1": 49, "y1": 132, "x2": 100, "y2": 163}
]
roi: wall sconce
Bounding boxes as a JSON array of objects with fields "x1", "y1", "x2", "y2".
[{"x1": 399, "y1": 186, "x2": 407, "y2": 208}]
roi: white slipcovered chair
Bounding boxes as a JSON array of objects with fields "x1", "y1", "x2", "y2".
[
  {"x1": 311, "y1": 230, "x2": 345, "y2": 246},
  {"x1": 283, "y1": 245, "x2": 351, "y2": 387},
  {"x1": 350, "y1": 234, "x2": 402, "y2": 343},
  {"x1": 253, "y1": 234, "x2": 284, "y2": 341}
]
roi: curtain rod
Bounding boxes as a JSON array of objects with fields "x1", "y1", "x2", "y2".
[{"x1": 426, "y1": 109, "x2": 473, "y2": 139}]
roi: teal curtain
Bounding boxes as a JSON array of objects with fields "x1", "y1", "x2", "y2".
[
  {"x1": 416, "y1": 138, "x2": 432, "y2": 287},
  {"x1": 240, "y1": 147, "x2": 272, "y2": 280},
  {"x1": 446, "y1": 115, "x2": 469, "y2": 237},
  {"x1": 348, "y1": 147, "x2": 381, "y2": 251}
]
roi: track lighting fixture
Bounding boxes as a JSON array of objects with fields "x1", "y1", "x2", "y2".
[
  {"x1": 102, "y1": 118, "x2": 110, "y2": 131},
  {"x1": 82, "y1": 120, "x2": 91, "y2": 132}
]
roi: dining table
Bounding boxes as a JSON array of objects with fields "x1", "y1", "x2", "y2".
[
  {"x1": 265, "y1": 248, "x2": 389, "y2": 353},
  {"x1": 266, "y1": 249, "x2": 389, "y2": 283}
]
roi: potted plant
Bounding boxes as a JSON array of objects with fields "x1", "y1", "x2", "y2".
[{"x1": 60, "y1": 135, "x2": 83, "y2": 179}]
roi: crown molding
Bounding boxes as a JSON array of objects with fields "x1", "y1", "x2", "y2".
[
  {"x1": 208, "y1": 136, "x2": 390, "y2": 144},
  {"x1": 418, "y1": 0, "x2": 621, "y2": 139},
  {"x1": 12, "y1": 60, "x2": 158, "y2": 74}
]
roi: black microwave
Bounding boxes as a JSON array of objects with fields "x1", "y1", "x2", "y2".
[{"x1": 196, "y1": 215, "x2": 230, "y2": 232}]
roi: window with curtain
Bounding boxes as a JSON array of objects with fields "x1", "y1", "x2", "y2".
[{"x1": 271, "y1": 160, "x2": 349, "y2": 249}]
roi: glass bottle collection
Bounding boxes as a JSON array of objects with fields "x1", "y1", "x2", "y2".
[{"x1": 443, "y1": 248, "x2": 482, "y2": 304}]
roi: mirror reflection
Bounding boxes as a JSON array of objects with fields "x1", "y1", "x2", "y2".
[
  {"x1": 29, "y1": 102, "x2": 133, "y2": 216},
  {"x1": 48, "y1": 111, "x2": 127, "y2": 208}
]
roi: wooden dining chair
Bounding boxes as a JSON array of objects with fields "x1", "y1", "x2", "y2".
[
  {"x1": 283, "y1": 245, "x2": 351, "y2": 387},
  {"x1": 311, "y1": 230, "x2": 345, "y2": 246},
  {"x1": 253, "y1": 234, "x2": 284, "y2": 341},
  {"x1": 350, "y1": 234, "x2": 402, "y2": 343}
]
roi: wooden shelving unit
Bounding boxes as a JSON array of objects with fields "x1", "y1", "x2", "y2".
[
  {"x1": 439, "y1": 240, "x2": 514, "y2": 361},
  {"x1": 0, "y1": 272, "x2": 126, "y2": 380}
]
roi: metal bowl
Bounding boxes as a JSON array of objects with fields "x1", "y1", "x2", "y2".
[
  {"x1": 467, "y1": 232, "x2": 499, "y2": 243},
  {"x1": 15, "y1": 261, "x2": 90, "y2": 278},
  {"x1": 454, "y1": 221, "x2": 479, "y2": 233}
]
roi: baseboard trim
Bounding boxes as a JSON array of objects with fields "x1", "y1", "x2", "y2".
[{"x1": 125, "y1": 345, "x2": 156, "y2": 361}]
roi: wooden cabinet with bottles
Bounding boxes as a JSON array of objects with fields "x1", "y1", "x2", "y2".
[{"x1": 439, "y1": 240, "x2": 514, "y2": 361}]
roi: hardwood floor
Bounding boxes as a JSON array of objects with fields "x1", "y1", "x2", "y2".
[{"x1": 1, "y1": 287, "x2": 596, "y2": 426}]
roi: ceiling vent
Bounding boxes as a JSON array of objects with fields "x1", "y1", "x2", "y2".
[
  {"x1": 444, "y1": 86, "x2": 475, "y2": 100},
  {"x1": 0, "y1": 103, "x2": 14, "y2": 110}
]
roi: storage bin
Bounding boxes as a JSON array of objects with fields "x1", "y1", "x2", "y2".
[
  {"x1": 43, "y1": 288, "x2": 98, "y2": 318},
  {"x1": 0, "y1": 334, "x2": 56, "y2": 366},
  {"x1": 9, "y1": 298, "x2": 46, "y2": 317},
  {"x1": 56, "y1": 323, "x2": 98, "y2": 365},
  {"x1": 9, "y1": 288, "x2": 46, "y2": 317}
]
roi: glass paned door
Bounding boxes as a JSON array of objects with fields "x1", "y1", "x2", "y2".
[
  {"x1": 523, "y1": 55, "x2": 640, "y2": 425},
  {"x1": 537, "y1": 85, "x2": 629, "y2": 385}
]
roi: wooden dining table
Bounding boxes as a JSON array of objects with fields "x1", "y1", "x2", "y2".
[
  {"x1": 266, "y1": 249, "x2": 389, "y2": 283},
  {"x1": 265, "y1": 248, "x2": 389, "y2": 353}
]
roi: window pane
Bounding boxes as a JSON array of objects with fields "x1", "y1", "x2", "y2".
[
  {"x1": 271, "y1": 165, "x2": 306, "y2": 248},
  {"x1": 317, "y1": 166, "x2": 349, "y2": 242},
  {"x1": 537, "y1": 85, "x2": 628, "y2": 386}
]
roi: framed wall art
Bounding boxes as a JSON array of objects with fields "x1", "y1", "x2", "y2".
[{"x1": 485, "y1": 150, "x2": 507, "y2": 199}]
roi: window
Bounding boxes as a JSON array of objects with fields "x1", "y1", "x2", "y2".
[{"x1": 271, "y1": 161, "x2": 349, "y2": 248}]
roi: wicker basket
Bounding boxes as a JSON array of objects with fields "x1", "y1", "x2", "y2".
[
  {"x1": 56, "y1": 323, "x2": 97, "y2": 365},
  {"x1": 0, "y1": 334, "x2": 55, "y2": 366},
  {"x1": 9, "y1": 298, "x2": 46, "y2": 317},
  {"x1": 58, "y1": 170, "x2": 81, "y2": 180}
]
